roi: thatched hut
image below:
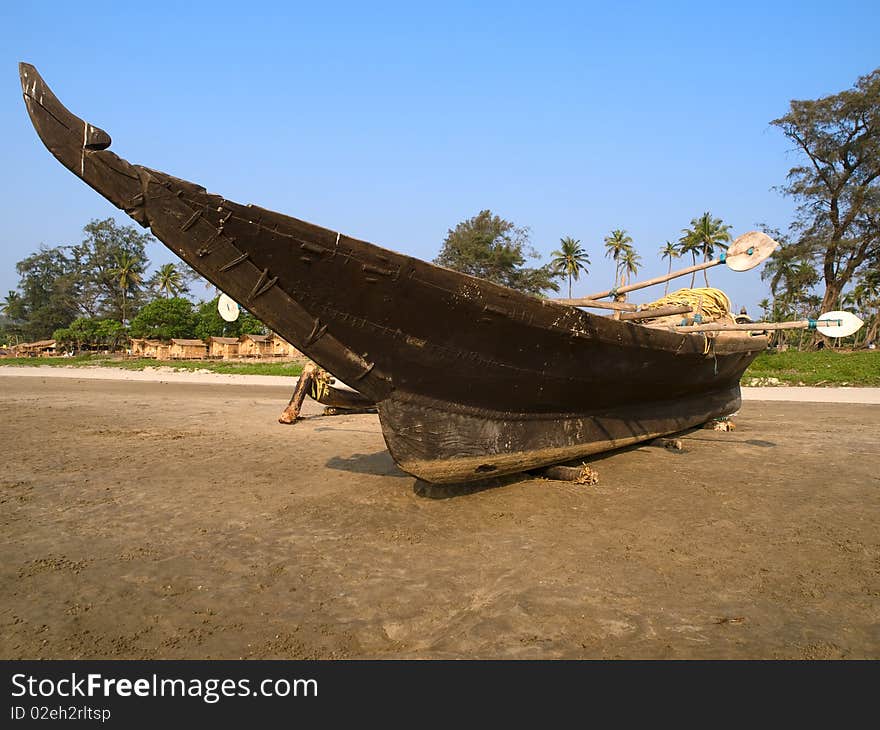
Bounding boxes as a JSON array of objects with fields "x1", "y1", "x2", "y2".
[
  {"x1": 169, "y1": 339, "x2": 207, "y2": 359},
  {"x1": 238, "y1": 333, "x2": 272, "y2": 358},
  {"x1": 208, "y1": 336, "x2": 240, "y2": 359},
  {"x1": 130, "y1": 338, "x2": 164, "y2": 358},
  {"x1": 269, "y1": 332, "x2": 305, "y2": 360},
  {"x1": 16, "y1": 339, "x2": 58, "y2": 357}
]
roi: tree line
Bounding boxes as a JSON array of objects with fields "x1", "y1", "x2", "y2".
[
  {"x1": 435, "y1": 209, "x2": 732, "y2": 299},
  {"x1": 0, "y1": 218, "x2": 264, "y2": 350}
]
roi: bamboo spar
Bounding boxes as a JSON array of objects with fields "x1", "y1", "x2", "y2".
[
  {"x1": 673, "y1": 319, "x2": 838, "y2": 334},
  {"x1": 562, "y1": 259, "x2": 719, "y2": 305},
  {"x1": 554, "y1": 299, "x2": 638, "y2": 311},
  {"x1": 555, "y1": 232, "x2": 779, "y2": 307}
]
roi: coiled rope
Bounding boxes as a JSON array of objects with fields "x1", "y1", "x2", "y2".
[{"x1": 643, "y1": 287, "x2": 731, "y2": 322}]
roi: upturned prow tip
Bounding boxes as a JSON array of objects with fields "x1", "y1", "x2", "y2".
[{"x1": 19, "y1": 62, "x2": 39, "y2": 95}]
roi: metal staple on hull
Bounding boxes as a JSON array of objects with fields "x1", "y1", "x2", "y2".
[
  {"x1": 305, "y1": 318, "x2": 329, "y2": 347},
  {"x1": 249, "y1": 268, "x2": 279, "y2": 300},
  {"x1": 219, "y1": 251, "x2": 250, "y2": 271},
  {"x1": 181, "y1": 209, "x2": 203, "y2": 231}
]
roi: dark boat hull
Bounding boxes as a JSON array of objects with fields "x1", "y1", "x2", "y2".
[
  {"x1": 380, "y1": 387, "x2": 741, "y2": 483},
  {"x1": 19, "y1": 64, "x2": 765, "y2": 483}
]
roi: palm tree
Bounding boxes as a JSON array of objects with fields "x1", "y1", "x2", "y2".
[
  {"x1": 620, "y1": 248, "x2": 642, "y2": 287},
  {"x1": 680, "y1": 212, "x2": 732, "y2": 287},
  {"x1": 659, "y1": 241, "x2": 679, "y2": 295},
  {"x1": 113, "y1": 252, "x2": 143, "y2": 326},
  {"x1": 155, "y1": 263, "x2": 186, "y2": 298},
  {"x1": 851, "y1": 271, "x2": 880, "y2": 347},
  {"x1": 676, "y1": 230, "x2": 702, "y2": 287},
  {"x1": 761, "y1": 250, "x2": 797, "y2": 305},
  {"x1": 1, "y1": 291, "x2": 24, "y2": 344},
  {"x1": 550, "y1": 237, "x2": 591, "y2": 298},
  {"x1": 603, "y1": 229, "x2": 633, "y2": 289},
  {"x1": 1, "y1": 290, "x2": 22, "y2": 317}
]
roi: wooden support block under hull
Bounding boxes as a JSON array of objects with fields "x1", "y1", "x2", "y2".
[{"x1": 378, "y1": 387, "x2": 741, "y2": 484}]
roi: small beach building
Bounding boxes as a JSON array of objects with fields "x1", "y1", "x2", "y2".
[
  {"x1": 169, "y1": 339, "x2": 207, "y2": 359},
  {"x1": 238, "y1": 333, "x2": 272, "y2": 358},
  {"x1": 208, "y1": 336, "x2": 240, "y2": 359},
  {"x1": 130, "y1": 338, "x2": 164, "y2": 358},
  {"x1": 16, "y1": 339, "x2": 58, "y2": 357},
  {"x1": 269, "y1": 332, "x2": 305, "y2": 360}
]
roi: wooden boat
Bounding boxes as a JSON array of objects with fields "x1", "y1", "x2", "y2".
[{"x1": 19, "y1": 63, "x2": 767, "y2": 483}]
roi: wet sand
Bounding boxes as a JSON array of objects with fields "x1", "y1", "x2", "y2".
[{"x1": 1, "y1": 374, "x2": 878, "y2": 658}]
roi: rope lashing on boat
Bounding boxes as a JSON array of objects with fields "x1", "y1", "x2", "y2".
[
  {"x1": 309, "y1": 371, "x2": 331, "y2": 402},
  {"x1": 642, "y1": 287, "x2": 731, "y2": 321}
]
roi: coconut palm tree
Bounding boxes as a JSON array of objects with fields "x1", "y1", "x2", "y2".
[
  {"x1": 550, "y1": 237, "x2": 591, "y2": 298},
  {"x1": 112, "y1": 252, "x2": 143, "y2": 326},
  {"x1": 603, "y1": 229, "x2": 633, "y2": 289},
  {"x1": 154, "y1": 263, "x2": 186, "y2": 298},
  {"x1": 1, "y1": 290, "x2": 22, "y2": 317},
  {"x1": 620, "y1": 248, "x2": 642, "y2": 287},
  {"x1": 676, "y1": 232, "x2": 701, "y2": 288},
  {"x1": 680, "y1": 212, "x2": 732, "y2": 287},
  {"x1": 851, "y1": 271, "x2": 880, "y2": 347},
  {"x1": 761, "y1": 251, "x2": 797, "y2": 305},
  {"x1": 659, "y1": 241, "x2": 679, "y2": 295}
]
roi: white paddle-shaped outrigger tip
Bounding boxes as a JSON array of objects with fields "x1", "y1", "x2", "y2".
[
  {"x1": 218, "y1": 293, "x2": 241, "y2": 322},
  {"x1": 813, "y1": 310, "x2": 863, "y2": 338},
  {"x1": 723, "y1": 231, "x2": 778, "y2": 272},
  {"x1": 669, "y1": 310, "x2": 864, "y2": 335}
]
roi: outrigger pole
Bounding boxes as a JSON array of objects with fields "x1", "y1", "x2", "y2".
[
  {"x1": 671, "y1": 311, "x2": 864, "y2": 338},
  {"x1": 556, "y1": 231, "x2": 779, "y2": 307}
]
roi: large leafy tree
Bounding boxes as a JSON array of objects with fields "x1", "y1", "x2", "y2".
[
  {"x1": 53, "y1": 317, "x2": 126, "y2": 352},
  {"x1": 603, "y1": 229, "x2": 634, "y2": 289},
  {"x1": 193, "y1": 297, "x2": 266, "y2": 340},
  {"x1": 11, "y1": 245, "x2": 81, "y2": 340},
  {"x1": 128, "y1": 297, "x2": 197, "y2": 340},
  {"x1": 550, "y1": 237, "x2": 590, "y2": 298},
  {"x1": 72, "y1": 218, "x2": 152, "y2": 322},
  {"x1": 771, "y1": 67, "x2": 880, "y2": 312},
  {"x1": 434, "y1": 210, "x2": 560, "y2": 295}
]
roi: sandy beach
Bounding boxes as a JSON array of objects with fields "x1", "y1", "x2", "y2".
[
  {"x1": 3, "y1": 364, "x2": 880, "y2": 403},
  {"x1": 1, "y1": 370, "x2": 878, "y2": 659}
]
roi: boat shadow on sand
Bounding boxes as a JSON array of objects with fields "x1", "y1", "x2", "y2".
[
  {"x1": 412, "y1": 429, "x2": 779, "y2": 499},
  {"x1": 324, "y1": 450, "x2": 535, "y2": 498},
  {"x1": 325, "y1": 451, "x2": 411, "y2": 479},
  {"x1": 325, "y1": 431, "x2": 779, "y2": 499}
]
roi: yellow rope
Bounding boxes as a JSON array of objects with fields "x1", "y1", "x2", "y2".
[{"x1": 644, "y1": 287, "x2": 731, "y2": 321}]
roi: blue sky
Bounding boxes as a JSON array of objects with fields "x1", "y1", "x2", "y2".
[{"x1": 1, "y1": 1, "x2": 878, "y2": 314}]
